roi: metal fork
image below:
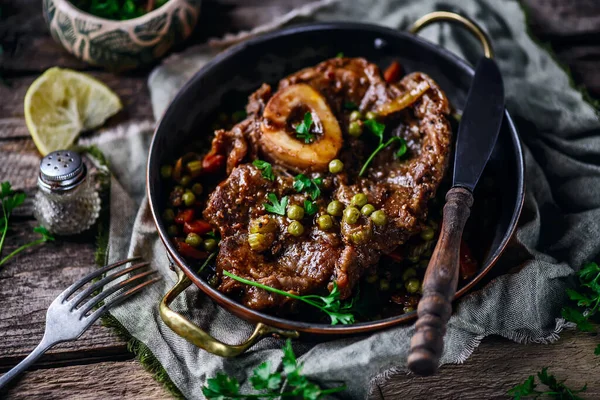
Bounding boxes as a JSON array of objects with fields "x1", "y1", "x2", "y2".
[{"x1": 0, "y1": 257, "x2": 160, "y2": 389}]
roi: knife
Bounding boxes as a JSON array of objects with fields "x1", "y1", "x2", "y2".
[{"x1": 407, "y1": 57, "x2": 505, "y2": 376}]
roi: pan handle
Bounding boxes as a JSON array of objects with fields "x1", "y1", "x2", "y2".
[
  {"x1": 159, "y1": 266, "x2": 299, "y2": 357},
  {"x1": 409, "y1": 11, "x2": 494, "y2": 59}
]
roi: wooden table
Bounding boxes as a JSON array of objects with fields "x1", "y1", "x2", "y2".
[{"x1": 1, "y1": 1, "x2": 599, "y2": 398}]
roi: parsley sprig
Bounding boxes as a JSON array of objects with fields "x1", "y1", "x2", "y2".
[
  {"x1": 293, "y1": 174, "x2": 322, "y2": 200},
  {"x1": 295, "y1": 112, "x2": 315, "y2": 144},
  {"x1": 0, "y1": 182, "x2": 54, "y2": 269},
  {"x1": 253, "y1": 159, "x2": 275, "y2": 181},
  {"x1": 562, "y1": 262, "x2": 600, "y2": 334},
  {"x1": 264, "y1": 193, "x2": 288, "y2": 216},
  {"x1": 508, "y1": 367, "x2": 587, "y2": 400},
  {"x1": 223, "y1": 270, "x2": 355, "y2": 325},
  {"x1": 358, "y1": 119, "x2": 408, "y2": 177},
  {"x1": 203, "y1": 339, "x2": 346, "y2": 399}
]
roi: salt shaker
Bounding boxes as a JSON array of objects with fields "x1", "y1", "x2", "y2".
[{"x1": 34, "y1": 150, "x2": 101, "y2": 235}]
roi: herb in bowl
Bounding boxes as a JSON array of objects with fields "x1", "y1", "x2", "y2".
[{"x1": 72, "y1": 0, "x2": 169, "y2": 20}]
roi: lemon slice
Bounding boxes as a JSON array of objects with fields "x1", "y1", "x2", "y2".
[{"x1": 24, "y1": 67, "x2": 122, "y2": 155}]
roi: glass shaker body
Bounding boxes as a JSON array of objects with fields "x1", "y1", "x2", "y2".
[{"x1": 33, "y1": 150, "x2": 101, "y2": 236}]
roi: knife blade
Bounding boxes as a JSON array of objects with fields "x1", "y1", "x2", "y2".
[
  {"x1": 408, "y1": 56, "x2": 505, "y2": 377},
  {"x1": 453, "y1": 57, "x2": 505, "y2": 191}
]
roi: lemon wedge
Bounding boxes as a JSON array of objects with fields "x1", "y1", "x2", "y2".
[{"x1": 24, "y1": 67, "x2": 122, "y2": 155}]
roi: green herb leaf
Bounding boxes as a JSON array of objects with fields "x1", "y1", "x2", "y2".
[
  {"x1": 562, "y1": 306, "x2": 595, "y2": 332},
  {"x1": 336, "y1": 52, "x2": 344, "y2": 58},
  {"x1": 395, "y1": 137, "x2": 408, "y2": 158},
  {"x1": 508, "y1": 368, "x2": 587, "y2": 400},
  {"x1": 263, "y1": 193, "x2": 288, "y2": 216},
  {"x1": 595, "y1": 343, "x2": 600, "y2": 356},
  {"x1": 363, "y1": 119, "x2": 386, "y2": 141},
  {"x1": 223, "y1": 270, "x2": 355, "y2": 325},
  {"x1": 202, "y1": 373, "x2": 240, "y2": 399},
  {"x1": 249, "y1": 361, "x2": 282, "y2": 391},
  {"x1": 303, "y1": 200, "x2": 318, "y2": 216},
  {"x1": 343, "y1": 100, "x2": 358, "y2": 110},
  {"x1": 295, "y1": 112, "x2": 315, "y2": 143},
  {"x1": 33, "y1": 226, "x2": 54, "y2": 242},
  {"x1": 252, "y1": 159, "x2": 275, "y2": 181},
  {"x1": 293, "y1": 174, "x2": 322, "y2": 200},
  {"x1": 507, "y1": 375, "x2": 537, "y2": 400}
]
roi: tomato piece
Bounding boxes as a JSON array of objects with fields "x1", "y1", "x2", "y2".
[
  {"x1": 184, "y1": 220, "x2": 212, "y2": 235},
  {"x1": 384, "y1": 61, "x2": 402, "y2": 83},
  {"x1": 202, "y1": 154, "x2": 225, "y2": 174},
  {"x1": 177, "y1": 241, "x2": 209, "y2": 259},
  {"x1": 174, "y1": 209, "x2": 195, "y2": 224},
  {"x1": 459, "y1": 240, "x2": 478, "y2": 280}
]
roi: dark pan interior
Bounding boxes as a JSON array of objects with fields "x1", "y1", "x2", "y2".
[{"x1": 147, "y1": 23, "x2": 524, "y2": 334}]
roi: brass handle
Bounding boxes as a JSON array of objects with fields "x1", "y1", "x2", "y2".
[
  {"x1": 159, "y1": 267, "x2": 299, "y2": 357},
  {"x1": 409, "y1": 11, "x2": 494, "y2": 59}
]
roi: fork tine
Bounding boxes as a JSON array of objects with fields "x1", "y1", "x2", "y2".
[
  {"x1": 60, "y1": 256, "x2": 142, "y2": 301},
  {"x1": 77, "y1": 270, "x2": 158, "y2": 317},
  {"x1": 69, "y1": 262, "x2": 150, "y2": 311},
  {"x1": 85, "y1": 277, "x2": 161, "y2": 324}
]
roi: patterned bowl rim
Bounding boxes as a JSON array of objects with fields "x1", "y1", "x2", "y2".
[{"x1": 51, "y1": 0, "x2": 198, "y2": 25}]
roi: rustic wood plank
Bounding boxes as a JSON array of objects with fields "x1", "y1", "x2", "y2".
[
  {"x1": 0, "y1": 219, "x2": 128, "y2": 369},
  {"x1": 0, "y1": 360, "x2": 170, "y2": 399},
  {"x1": 376, "y1": 330, "x2": 600, "y2": 400},
  {"x1": 0, "y1": 331, "x2": 598, "y2": 399},
  {"x1": 0, "y1": 74, "x2": 153, "y2": 140}
]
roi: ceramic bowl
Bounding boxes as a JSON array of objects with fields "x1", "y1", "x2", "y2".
[{"x1": 43, "y1": 0, "x2": 202, "y2": 69}]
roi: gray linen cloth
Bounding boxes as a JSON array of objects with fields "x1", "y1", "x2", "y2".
[{"x1": 92, "y1": 0, "x2": 600, "y2": 398}]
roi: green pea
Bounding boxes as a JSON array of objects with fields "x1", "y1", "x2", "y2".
[
  {"x1": 317, "y1": 215, "x2": 333, "y2": 230},
  {"x1": 167, "y1": 225, "x2": 179, "y2": 236},
  {"x1": 405, "y1": 278, "x2": 421, "y2": 293},
  {"x1": 249, "y1": 216, "x2": 277, "y2": 234},
  {"x1": 403, "y1": 306, "x2": 415, "y2": 313},
  {"x1": 203, "y1": 238, "x2": 218, "y2": 252},
  {"x1": 408, "y1": 255, "x2": 420, "y2": 264},
  {"x1": 361, "y1": 204, "x2": 375, "y2": 216},
  {"x1": 161, "y1": 165, "x2": 173, "y2": 179},
  {"x1": 351, "y1": 228, "x2": 371, "y2": 244},
  {"x1": 349, "y1": 110, "x2": 362, "y2": 121},
  {"x1": 348, "y1": 121, "x2": 363, "y2": 137},
  {"x1": 180, "y1": 175, "x2": 192, "y2": 187},
  {"x1": 370, "y1": 210, "x2": 387, "y2": 226},
  {"x1": 162, "y1": 209, "x2": 175, "y2": 223},
  {"x1": 328, "y1": 159, "x2": 344, "y2": 174},
  {"x1": 351, "y1": 193, "x2": 368, "y2": 207},
  {"x1": 248, "y1": 233, "x2": 270, "y2": 252},
  {"x1": 185, "y1": 233, "x2": 202, "y2": 247},
  {"x1": 327, "y1": 200, "x2": 344, "y2": 217},
  {"x1": 192, "y1": 183, "x2": 203, "y2": 196},
  {"x1": 182, "y1": 191, "x2": 196, "y2": 206},
  {"x1": 365, "y1": 111, "x2": 378, "y2": 120},
  {"x1": 343, "y1": 206, "x2": 361, "y2": 224},
  {"x1": 287, "y1": 221, "x2": 304, "y2": 236},
  {"x1": 420, "y1": 226, "x2": 435, "y2": 241},
  {"x1": 379, "y1": 279, "x2": 390, "y2": 291},
  {"x1": 287, "y1": 204, "x2": 305, "y2": 220},
  {"x1": 402, "y1": 268, "x2": 417, "y2": 281},
  {"x1": 366, "y1": 274, "x2": 378, "y2": 284}
]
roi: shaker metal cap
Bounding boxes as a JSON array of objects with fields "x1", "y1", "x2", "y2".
[{"x1": 39, "y1": 150, "x2": 86, "y2": 191}]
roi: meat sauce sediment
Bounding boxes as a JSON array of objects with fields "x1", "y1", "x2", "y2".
[{"x1": 162, "y1": 57, "x2": 478, "y2": 322}]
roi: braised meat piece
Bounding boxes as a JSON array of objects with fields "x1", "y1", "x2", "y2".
[{"x1": 203, "y1": 58, "x2": 451, "y2": 310}]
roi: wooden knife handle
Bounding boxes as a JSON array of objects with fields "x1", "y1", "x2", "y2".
[{"x1": 407, "y1": 187, "x2": 474, "y2": 376}]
